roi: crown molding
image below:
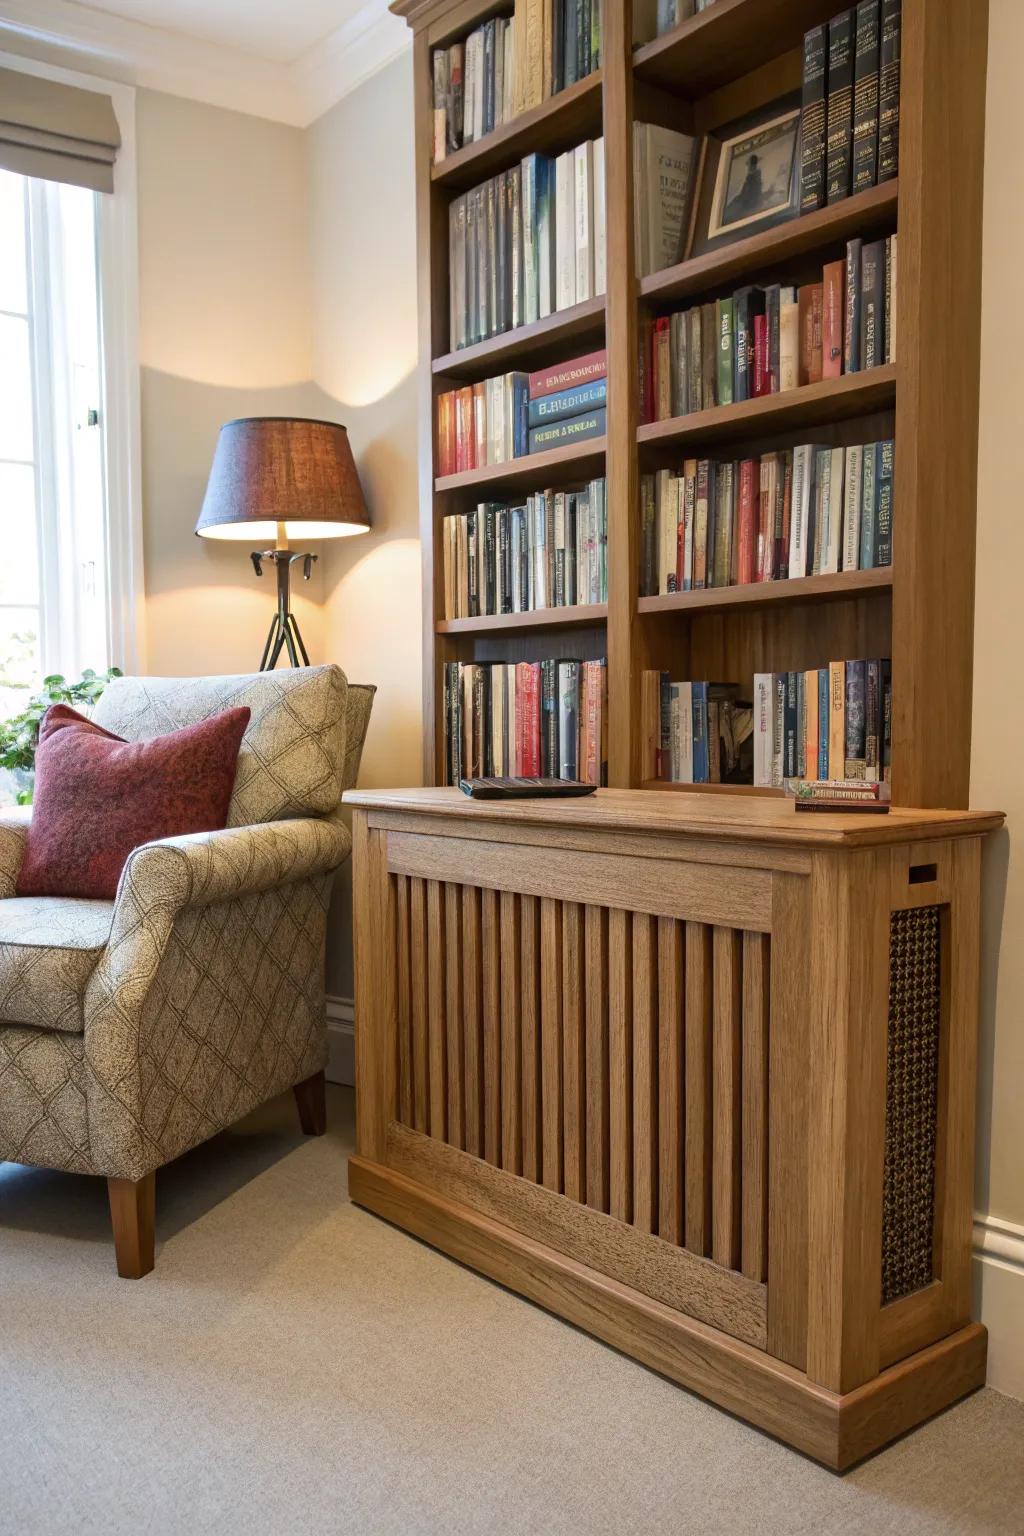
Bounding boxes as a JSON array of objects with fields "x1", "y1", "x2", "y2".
[{"x1": 0, "y1": 0, "x2": 409, "y2": 127}]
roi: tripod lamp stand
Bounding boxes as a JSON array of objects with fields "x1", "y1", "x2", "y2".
[{"x1": 195, "y1": 417, "x2": 370, "y2": 670}]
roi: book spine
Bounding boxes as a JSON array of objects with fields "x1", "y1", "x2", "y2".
[
  {"x1": 865, "y1": 658, "x2": 880, "y2": 779},
  {"x1": 859, "y1": 238, "x2": 885, "y2": 369},
  {"x1": 557, "y1": 660, "x2": 580, "y2": 778},
  {"x1": 694, "y1": 459, "x2": 710, "y2": 589},
  {"x1": 844, "y1": 238, "x2": 863, "y2": 373},
  {"x1": 860, "y1": 440, "x2": 878, "y2": 568},
  {"x1": 767, "y1": 284, "x2": 781, "y2": 394},
  {"x1": 804, "y1": 668, "x2": 818, "y2": 783},
  {"x1": 842, "y1": 443, "x2": 864, "y2": 571},
  {"x1": 687, "y1": 307, "x2": 703, "y2": 413},
  {"x1": 654, "y1": 317, "x2": 672, "y2": 419},
  {"x1": 878, "y1": 0, "x2": 901, "y2": 182},
  {"x1": 737, "y1": 458, "x2": 757, "y2": 584},
  {"x1": 852, "y1": 1, "x2": 881, "y2": 192},
  {"x1": 826, "y1": 9, "x2": 855, "y2": 203},
  {"x1": 823, "y1": 260, "x2": 845, "y2": 377},
  {"x1": 844, "y1": 659, "x2": 866, "y2": 776},
  {"x1": 537, "y1": 156, "x2": 555, "y2": 319},
  {"x1": 574, "y1": 141, "x2": 594, "y2": 303},
  {"x1": 527, "y1": 378, "x2": 608, "y2": 427},
  {"x1": 779, "y1": 296, "x2": 799, "y2": 391},
  {"x1": 875, "y1": 437, "x2": 894, "y2": 565},
  {"x1": 828, "y1": 660, "x2": 845, "y2": 779},
  {"x1": 772, "y1": 674, "x2": 785, "y2": 788},
  {"x1": 753, "y1": 673, "x2": 772, "y2": 787},
  {"x1": 752, "y1": 313, "x2": 770, "y2": 397},
  {"x1": 881, "y1": 657, "x2": 892, "y2": 782},
  {"x1": 798, "y1": 283, "x2": 823, "y2": 386},
  {"x1": 717, "y1": 297, "x2": 734, "y2": 406},
  {"x1": 801, "y1": 25, "x2": 828, "y2": 212},
  {"x1": 509, "y1": 166, "x2": 523, "y2": 329},
  {"x1": 555, "y1": 150, "x2": 576, "y2": 311},
  {"x1": 670, "y1": 311, "x2": 687, "y2": 418},
  {"x1": 528, "y1": 347, "x2": 608, "y2": 399},
  {"x1": 692, "y1": 682, "x2": 709, "y2": 785},
  {"x1": 527, "y1": 407, "x2": 606, "y2": 452},
  {"x1": 593, "y1": 136, "x2": 607, "y2": 295},
  {"x1": 486, "y1": 177, "x2": 498, "y2": 337},
  {"x1": 701, "y1": 300, "x2": 718, "y2": 409},
  {"x1": 783, "y1": 671, "x2": 798, "y2": 779},
  {"x1": 541, "y1": 659, "x2": 558, "y2": 775}
]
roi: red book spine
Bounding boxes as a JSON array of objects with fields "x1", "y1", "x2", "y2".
[
  {"x1": 454, "y1": 386, "x2": 474, "y2": 472},
  {"x1": 521, "y1": 664, "x2": 541, "y2": 775},
  {"x1": 798, "y1": 283, "x2": 824, "y2": 386},
  {"x1": 653, "y1": 317, "x2": 671, "y2": 420},
  {"x1": 437, "y1": 391, "x2": 451, "y2": 477},
  {"x1": 737, "y1": 458, "x2": 757, "y2": 584},
  {"x1": 527, "y1": 347, "x2": 608, "y2": 399},
  {"x1": 752, "y1": 314, "x2": 770, "y2": 397},
  {"x1": 822, "y1": 259, "x2": 844, "y2": 378}
]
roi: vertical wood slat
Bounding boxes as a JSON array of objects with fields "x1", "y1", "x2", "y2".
[
  {"x1": 500, "y1": 890, "x2": 522, "y2": 1176},
  {"x1": 409, "y1": 876, "x2": 428, "y2": 1134},
  {"x1": 768, "y1": 873, "x2": 811, "y2": 1370},
  {"x1": 426, "y1": 880, "x2": 447, "y2": 1142},
  {"x1": 520, "y1": 894, "x2": 542, "y2": 1181},
  {"x1": 685, "y1": 921, "x2": 712, "y2": 1256},
  {"x1": 444, "y1": 883, "x2": 464, "y2": 1150},
  {"x1": 609, "y1": 907, "x2": 633, "y2": 1224},
  {"x1": 712, "y1": 926, "x2": 743, "y2": 1272},
  {"x1": 481, "y1": 886, "x2": 501, "y2": 1166},
  {"x1": 742, "y1": 931, "x2": 770, "y2": 1283},
  {"x1": 561, "y1": 903, "x2": 586, "y2": 1204},
  {"x1": 658, "y1": 917, "x2": 685, "y2": 1246},
  {"x1": 395, "y1": 873, "x2": 412, "y2": 1126},
  {"x1": 632, "y1": 913, "x2": 658, "y2": 1234},
  {"x1": 584, "y1": 904, "x2": 609, "y2": 1214},
  {"x1": 540, "y1": 897, "x2": 564, "y2": 1192},
  {"x1": 461, "y1": 884, "x2": 483, "y2": 1159}
]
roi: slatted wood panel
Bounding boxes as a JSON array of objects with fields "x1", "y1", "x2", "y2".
[{"x1": 391, "y1": 877, "x2": 770, "y2": 1280}]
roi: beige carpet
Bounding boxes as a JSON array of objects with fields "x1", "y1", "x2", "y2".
[{"x1": 1, "y1": 1086, "x2": 1022, "y2": 1536}]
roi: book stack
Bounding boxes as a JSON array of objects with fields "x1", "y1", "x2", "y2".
[
  {"x1": 655, "y1": 0, "x2": 719, "y2": 36},
  {"x1": 444, "y1": 657, "x2": 607, "y2": 784},
  {"x1": 753, "y1": 658, "x2": 892, "y2": 786},
  {"x1": 641, "y1": 235, "x2": 896, "y2": 421},
  {"x1": 436, "y1": 373, "x2": 528, "y2": 473},
  {"x1": 801, "y1": 0, "x2": 901, "y2": 210},
  {"x1": 640, "y1": 438, "x2": 894, "y2": 595},
  {"x1": 431, "y1": 0, "x2": 602, "y2": 162},
  {"x1": 526, "y1": 347, "x2": 607, "y2": 452},
  {"x1": 633, "y1": 122, "x2": 700, "y2": 278},
  {"x1": 442, "y1": 476, "x2": 608, "y2": 618},
  {"x1": 641, "y1": 673, "x2": 753, "y2": 784},
  {"x1": 448, "y1": 138, "x2": 606, "y2": 350}
]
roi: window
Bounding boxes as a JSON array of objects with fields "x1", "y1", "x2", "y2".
[{"x1": 0, "y1": 169, "x2": 110, "y2": 719}]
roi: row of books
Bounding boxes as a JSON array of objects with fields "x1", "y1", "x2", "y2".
[
  {"x1": 753, "y1": 660, "x2": 892, "y2": 786},
  {"x1": 642, "y1": 675, "x2": 753, "y2": 785},
  {"x1": 448, "y1": 139, "x2": 606, "y2": 352},
  {"x1": 436, "y1": 349, "x2": 607, "y2": 474},
  {"x1": 442, "y1": 477, "x2": 608, "y2": 619},
  {"x1": 444, "y1": 658, "x2": 607, "y2": 784},
  {"x1": 654, "y1": 1, "x2": 718, "y2": 36},
  {"x1": 801, "y1": 1, "x2": 901, "y2": 210},
  {"x1": 431, "y1": 2, "x2": 602, "y2": 163},
  {"x1": 640, "y1": 439, "x2": 894, "y2": 595},
  {"x1": 642, "y1": 235, "x2": 896, "y2": 422}
]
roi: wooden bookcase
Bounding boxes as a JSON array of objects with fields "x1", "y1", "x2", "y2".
[{"x1": 393, "y1": 0, "x2": 989, "y2": 810}]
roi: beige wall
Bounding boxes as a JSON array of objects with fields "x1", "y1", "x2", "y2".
[
  {"x1": 135, "y1": 88, "x2": 325, "y2": 676},
  {"x1": 971, "y1": 0, "x2": 1024, "y2": 1401},
  {"x1": 307, "y1": 53, "x2": 422, "y2": 998}
]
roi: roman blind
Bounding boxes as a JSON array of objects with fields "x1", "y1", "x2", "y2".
[{"x1": 0, "y1": 67, "x2": 121, "y2": 193}]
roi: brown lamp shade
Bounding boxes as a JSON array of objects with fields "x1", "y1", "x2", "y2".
[{"x1": 195, "y1": 417, "x2": 370, "y2": 542}]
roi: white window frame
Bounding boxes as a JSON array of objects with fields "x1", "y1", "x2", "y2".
[{"x1": 0, "y1": 48, "x2": 144, "y2": 676}]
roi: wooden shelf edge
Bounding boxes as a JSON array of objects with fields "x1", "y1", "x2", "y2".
[
  {"x1": 436, "y1": 435, "x2": 607, "y2": 493},
  {"x1": 437, "y1": 603, "x2": 608, "y2": 635},
  {"x1": 430, "y1": 70, "x2": 603, "y2": 189},
  {"x1": 640, "y1": 780, "x2": 785, "y2": 796},
  {"x1": 433, "y1": 296, "x2": 606, "y2": 376},
  {"x1": 637, "y1": 566, "x2": 893, "y2": 617},
  {"x1": 640, "y1": 181, "x2": 899, "y2": 307},
  {"x1": 637, "y1": 365, "x2": 897, "y2": 451}
]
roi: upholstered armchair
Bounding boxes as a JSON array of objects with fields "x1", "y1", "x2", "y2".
[{"x1": 0, "y1": 665, "x2": 373, "y2": 1278}]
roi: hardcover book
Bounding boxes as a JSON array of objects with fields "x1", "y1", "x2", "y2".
[
  {"x1": 852, "y1": 1, "x2": 881, "y2": 192},
  {"x1": 826, "y1": 10, "x2": 855, "y2": 203},
  {"x1": 801, "y1": 25, "x2": 828, "y2": 211}
]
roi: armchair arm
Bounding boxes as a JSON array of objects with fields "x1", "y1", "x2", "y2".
[{"x1": 0, "y1": 805, "x2": 30, "y2": 898}]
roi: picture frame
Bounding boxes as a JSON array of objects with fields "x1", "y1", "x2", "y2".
[{"x1": 686, "y1": 96, "x2": 803, "y2": 259}]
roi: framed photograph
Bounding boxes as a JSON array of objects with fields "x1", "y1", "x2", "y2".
[{"x1": 687, "y1": 97, "x2": 802, "y2": 258}]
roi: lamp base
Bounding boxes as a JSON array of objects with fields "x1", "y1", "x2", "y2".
[{"x1": 251, "y1": 548, "x2": 317, "y2": 670}]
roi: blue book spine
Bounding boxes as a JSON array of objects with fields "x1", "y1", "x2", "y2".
[
  {"x1": 692, "y1": 682, "x2": 709, "y2": 784},
  {"x1": 527, "y1": 407, "x2": 606, "y2": 453},
  {"x1": 796, "y1": 668, "x2": 806, "y2": 778},
  {"x1": 536, "y1": 155, "x2": 554, "y2": 318},
  {"x1": 860, "y1": 441, "x2": 878, "y2": 569},
  {"x1": 527, "y1": 378, "x2": 608, "y2": 428},
  {"x1": 817, "y1": 668, "x2": 830, "y2": 778},
  {"x1": 659, "y1": 670, "x2": 670, "y2": 778},
  {"x1": 512, "y1": 373, "x2": 529, "y2": 457}
]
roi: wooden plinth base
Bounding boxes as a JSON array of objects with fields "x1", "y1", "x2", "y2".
[{"x1": 349, "y1": 1155, "x2": 987, "y2": 1471}]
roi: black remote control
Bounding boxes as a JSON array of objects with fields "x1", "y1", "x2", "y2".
[{"x1": 459, "y1": 777, "x2": 597, "y2": 800}]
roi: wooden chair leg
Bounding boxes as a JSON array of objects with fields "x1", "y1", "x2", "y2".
[
  {"x1": 294, "y1": 1069, "x2": 327, "y2": 1135},
  {"x1": 107, "y1": 1172, "x2": 156, "y2": 1279}
]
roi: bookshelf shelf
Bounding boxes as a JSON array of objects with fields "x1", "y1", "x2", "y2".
[
  {"x1": 637, "y1": 566, "x2": 892, "y2": 618},
  {"x1": 640, "y1": 181, "x2": 899, "y2": 309},
  {"x1": 433, "y1": 296, "x2": 605, "y2": 378},
  {"x1": 430, "y1": 70, "x2": 603, "y2": 190},
  {"x1": 637, "y1": 365, "x2": 897, "y2": 453},
  {"x1": 639, "y1": 779, "x2": 785, "y2": 796},
  {"x1": 435, "y1": 436, "x2": 606, "y2": 494},
  {"x1": 632, "y1": 0, "x2": 838, "y2": 96},
  {"x1": 437, "y1": 603, "x2": 608, "y2": 635}
]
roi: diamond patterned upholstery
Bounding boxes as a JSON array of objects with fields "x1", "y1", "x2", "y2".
[
  {"x1": 0, "y1": 896, "x2": 113, "y2": 1033},
  {"x1": 0, "y1": 670, "x2": 373, "y2": 1182}
]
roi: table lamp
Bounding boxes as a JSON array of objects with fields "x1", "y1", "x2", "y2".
[{"x1": 195, "y1": 416, "x2": 370, "y2": 669}]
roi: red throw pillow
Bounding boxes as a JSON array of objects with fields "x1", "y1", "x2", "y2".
[{"x1": 16, "y1": 703, "x2": 251, "y2": 900}]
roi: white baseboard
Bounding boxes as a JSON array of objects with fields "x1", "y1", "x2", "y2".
[
  {"x1": 973, "y1": 1213, "x2": 1024, "y2": 1401},
  {"x1": 326, "y1": 995, "x2": 354, "y2": 1087}
]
